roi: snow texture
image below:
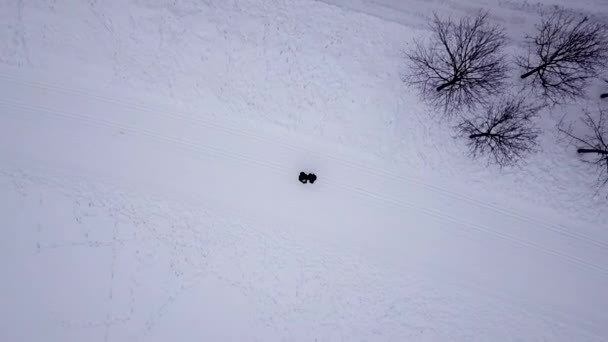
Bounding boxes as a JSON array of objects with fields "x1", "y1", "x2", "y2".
[{"x1": 1, "y1": 0, "x2": 607, "y2": 341}]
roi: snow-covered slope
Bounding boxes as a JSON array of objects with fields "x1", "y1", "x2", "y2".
[{"x1": 1, "y1": 0, "x2": 607, "y2": 341}]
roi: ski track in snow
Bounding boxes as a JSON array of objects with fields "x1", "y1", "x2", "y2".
[
  {"x1": 1, "y1": 0, "x2": 608, "y2": 341},
  {"x1": 2, "y1": 69, "x2": 608, "y2": 272},
  {"x1": 1, "y1": 0, "x2": 603, "y2": 230},
  {"x1": 1, "y1": 68, "x2": 607, "y2": 341}
]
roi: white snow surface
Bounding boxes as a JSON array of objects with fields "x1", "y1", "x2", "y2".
[{"x1": 1, "y1": 0, "x2": 608, "y2": 341}]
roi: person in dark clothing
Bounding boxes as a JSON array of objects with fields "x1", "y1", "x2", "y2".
[
  {"x1": 299, "y1": 172, "x2": 308, "y2": 184},
  {"x1": 307, "y1": 173, "x2": 317, "y2": 184}
]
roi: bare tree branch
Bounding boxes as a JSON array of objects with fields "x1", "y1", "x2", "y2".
[
  {"x1": 518, "y1": 11, "x2": 608, "y2": 104},
  {"x1": 559, "y1": 106, "x2": 608, "y2": 190},
  {"x1": 405, "y1": 11, "x2": 509, "y2": 115},
  {"x1": 457, "y1": 98, "x2": 542, "y2": 167}
]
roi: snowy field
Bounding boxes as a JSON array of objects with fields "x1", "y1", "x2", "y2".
[{"x1": 1, "y1": 0, "x2": 608, "y2": 341}]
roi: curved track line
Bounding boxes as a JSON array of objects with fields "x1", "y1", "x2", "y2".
[
  {"x1": 2, "y1": 98, "x2": 607, "y2": 278},
  {"x1": 1, "y1": 72, "x2": 605, "y2": 252}
]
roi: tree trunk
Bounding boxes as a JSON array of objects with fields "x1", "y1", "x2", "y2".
[
  {"x1": 601, "y1": 93, "x2": 608, "y2": 99},
  {"x1": 520, "y1": 65, "x2": 545, "y2": 79},
  {"x1": 436, "y1": 77, "x2": 459, "y2": 91},
  {"x1": 577, "y1": 148, "x2": 608, "y2": 154},
  {"x1": 469, "y1": 133, "x2": 490, "y2": 139}
]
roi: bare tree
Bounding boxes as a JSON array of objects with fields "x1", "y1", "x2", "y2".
[
  {"x1": 559, "y1": 107, "x2": 608, "y2": 189},
  {"x1": 601, "y1": 79, "x2": 608, "y2": 99},
  {"x1": 457, "y1": 98, "x2": 542, "y2": 167},
  {"x1": 518, "y1": 12, "x2": 608, "y2": 104},
  {"x1": 405, "y1": 11, "x2": 508, "y2": 114}
]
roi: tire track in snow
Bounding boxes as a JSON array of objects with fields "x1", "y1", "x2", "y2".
[
  {"x1": 312, "y1": 0, "x2": 608, "y2": 55},
  {"x1": 314, "y1": 0, "x2": 608, "y2": 30},
  {"x1": 1, "y1": 71, "x2": 606, "y2": 254},
  {"x1": 2, "y1": 98, "x2": 608, "y2": 279}
]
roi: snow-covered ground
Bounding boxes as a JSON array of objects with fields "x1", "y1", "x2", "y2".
[{"x1": 1, "y1": 0, "x2": 607, "y2": 341}]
